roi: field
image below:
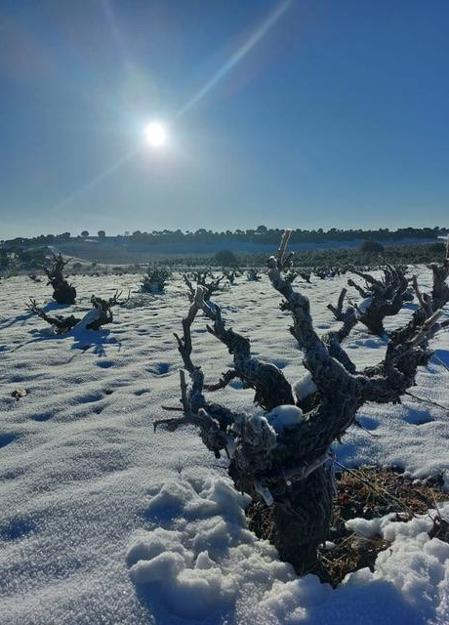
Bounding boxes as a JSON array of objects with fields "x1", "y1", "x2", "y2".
[{"x1": 1, "y1": 268, "x2": 449, "y2": 625}]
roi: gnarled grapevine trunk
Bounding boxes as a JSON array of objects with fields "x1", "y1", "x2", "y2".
[
  {"x1": 156, "y1": 232, "x2": 448, "y2": 574},
  {"x1": 27, "y1": 291, "x2": 123, "y2": 333},
  {"x1": 43, "y1": 253, "x2": 76, "y2": 305},
  {"x1": 348, "y1": 266, "x2": 409, "y2": 335}
]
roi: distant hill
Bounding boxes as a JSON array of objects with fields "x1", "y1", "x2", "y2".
[
  {"x1": 53, "y1": 235, "x2": 441, "y2": 264},
  {"x1": 3, "y1": 226, "x2": 447, "y2": 264}
]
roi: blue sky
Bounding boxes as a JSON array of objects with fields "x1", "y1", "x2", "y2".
[{"x1": 1, "y1": 0, "x2": 448, "y2": 238}]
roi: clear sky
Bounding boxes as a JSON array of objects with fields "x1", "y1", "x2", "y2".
[{"x1": 1, "y1": 0, "x2": 448, "y2": 238}]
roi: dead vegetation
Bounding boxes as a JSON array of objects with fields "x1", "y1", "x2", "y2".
[{"x1": 248, "y1": 466, "x2": 448, "y2": 585}]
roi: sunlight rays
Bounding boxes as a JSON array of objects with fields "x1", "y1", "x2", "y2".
[
  {"x1": 50, "y1": 147, "x2": 140, "y2": 213},
  {"x1": 175, "y1": 0, "x2": 292, "y2": 120},
  {"x1": 50, "y1": 0, "x2": 293, "y2": 211}
]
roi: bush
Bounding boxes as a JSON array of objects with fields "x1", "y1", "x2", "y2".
[
  {"x1": 360, "y1": 240, "x2": 385, "y2": 255},
  {"x1": 141, "y1": 265, "x2": 171, "y2": 294},
  {"x1": 17, "y1": 248, "x2": 47, "y2": 269},
  {"x1": 214, "y1": 249, "x2": 238, "y2": 267}
]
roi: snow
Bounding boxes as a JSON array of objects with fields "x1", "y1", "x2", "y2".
[
  {"x1": 0, "y1": 268, "x2": 448, "y2": 624},
  {"x1": 72, "y1": 306, "x2": 101, "y2": 331},
  {"x1": 267, "y1": 404, "x2": 305, "y2": 432},
  {"x1": 293, "y1": 373, "x2": 317, "y2": 401},
  {"x1": 357, "y1": 296, "x2": 374, "y2": 315},
  {"x1": 127, "y1": 473, "x2": 449, "y2": 625}
]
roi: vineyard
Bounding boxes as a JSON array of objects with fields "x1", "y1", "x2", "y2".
[{"x1": 1, "y1": 239, "x2": 448, "y2": 625}]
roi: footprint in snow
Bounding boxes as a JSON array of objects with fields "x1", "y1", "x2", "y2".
[
  {"x1": 148, "y1": 362, "x2": 171, "y2": 376},
  {"x1": 96, "y1": 359, "x2": 114, "y2": 368},
  {"x1": 356, "y1": 416, "x2": 380, "y2": 431},
  {"x1": 78, "y1": 391, "x2": 104, "y2": 404},
  {"x1": 403, "y1": 410, "x2": 434, "y2": 425},
  {"x1": 0, "y1": 516, "x2": 37, "y2": 541},
  {"x1": 31, "y1": 412, "x2": 52, "y2": 422},
  {"x1": 0, "y1": 432, "x2": 20, "y2": 448}
]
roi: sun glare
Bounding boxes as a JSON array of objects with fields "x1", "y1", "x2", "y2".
[{"x1": 144, "y1": 121, "x2": 168, "y2": 148}]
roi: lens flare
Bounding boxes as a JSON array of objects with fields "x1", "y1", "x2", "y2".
[{"x1": 144, "y1": 122, "x2": 168, "y2": 148}]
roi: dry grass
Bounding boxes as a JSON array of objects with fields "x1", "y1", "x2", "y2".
[
  {"x1": 248, "y1": 466, "x2": 448, "y2": 586},
  {"x1": 319, "y1": 466, "x2": 447, "y2": 585}
]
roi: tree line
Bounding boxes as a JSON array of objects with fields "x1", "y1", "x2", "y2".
[{"x1": 2, "y1": 225, "x2": 447, "y2": 249}]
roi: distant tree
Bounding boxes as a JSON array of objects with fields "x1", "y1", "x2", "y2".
[
  {"x1": 81, "y1": 230, "x2": 89, "y2": 238},
  {"x1": 214, "y1": 249, "x2": 238, "y2": 267},
  {"x1": 0, "y1": 250, "x2": 9, "y2": 269},
  {"x1": 429, "y1": 242, "x2": 446, "y2": 255},
  {"x1": 360, "y1": 240, "x2": 385, "y2": 255},
  {"x1": 256, "y1": 225, "x2": 268, "y2": 233},
  {"x1": 97, "y1": 230, "x2": 106, "y2": 239},
  {"x1": 17, "y1": 248, "x2": 47, "y2": 269}
]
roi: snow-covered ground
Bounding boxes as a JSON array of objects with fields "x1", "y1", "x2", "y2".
[{"x1": 1, "y1": 270, "x2": 448, "y2": 625}]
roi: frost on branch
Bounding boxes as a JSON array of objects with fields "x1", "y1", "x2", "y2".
[
  {"x1": 156, "y1": 231, "x2": 446, "y2": 575},
  {"x1": 27, "y1": 290, "x2": 124, "y2": 334},
  {"x1": 200, "y1": 297, "x2": 295, "y2": 410},
  {"x1": 140, "y1": 265, "x2": 171, "y2": 294},
  {"x1": 43, "y1": 253, "x2": 77, "y2": 305},
  {"x1": 347, "y1": 265, "x2": 410, "y2": 335},
  {"x1": 390, "y1": 245, "x2": 449, "y2": 347},
  {"x1": 184, "y1": 270, "x2": 225, "y2": 301},
  {"x1": 324, "y1": 288, "x2": 358, "y2": 374}
]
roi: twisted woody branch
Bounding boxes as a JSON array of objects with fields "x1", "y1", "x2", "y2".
[
  {"x1": 184, "y1": 271, "x2": 225, "y2": 301},
  {"x1": 43, "y1": 253, "x2": 77, "y2": 305},
  {"x1": 156, "y1": 230, "x2": 448, "y2": 574},
  {"x1": 347, "y1": 265, "x2": 410, "y2": 335},
  {"x1": 201, "y1": 298, "x2": 295, "y2": 410},
  {"x1": 27, "y1": 291, "x2": 124, "y2": 333},
  {"x1": 390, "y1": 243, "x2": 449, "y2": 347}
]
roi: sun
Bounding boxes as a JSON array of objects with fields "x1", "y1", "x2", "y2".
[{"x1": 144, "y1": 121, "x2": 168, "y2": 148}]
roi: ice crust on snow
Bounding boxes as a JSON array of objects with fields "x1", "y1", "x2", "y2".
[{"x1": 0, "y1": 269, "x2": 448, "y2": 624}]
